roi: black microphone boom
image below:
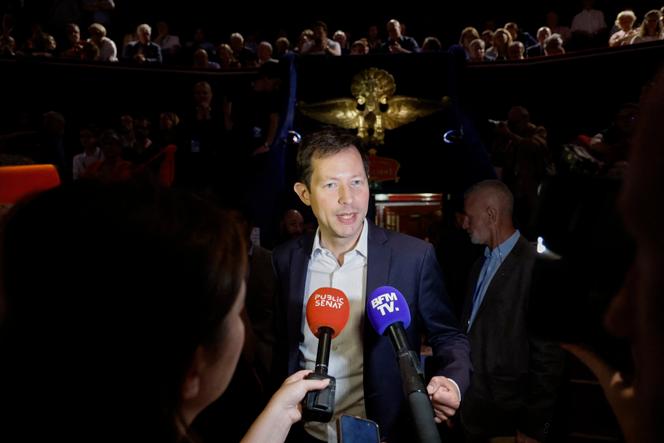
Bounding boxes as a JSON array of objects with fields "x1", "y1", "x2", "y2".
[{"x1": 386, "y1": 322, "x2": 442, "y2": 443}]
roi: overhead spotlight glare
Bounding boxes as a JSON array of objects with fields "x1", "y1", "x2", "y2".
[
  {"x1": 443, "y1": 129, "x2": 462, "y2": 144},
  {"x1": 288, "y1": 130, "x2": 302, "y2": 144}
]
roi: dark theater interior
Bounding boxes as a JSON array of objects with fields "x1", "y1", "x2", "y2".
[{"x1": 1, "y1": 1, "x2": 663, "y2": 442}]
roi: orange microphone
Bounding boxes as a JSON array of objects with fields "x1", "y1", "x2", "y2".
[
  {"x1": 0, "y1": 165, "x2": 60, "y2": 205},
  {"x1": 303, "y1": 287, "x2": 350, "y2": 422}
]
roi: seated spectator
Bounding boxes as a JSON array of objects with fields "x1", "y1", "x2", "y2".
[
  {"x1": 526, "y1": 26, "x2": 551, "y2": 57},
  {"x1": 421, "y1": 36, "x2": 443, "y2": 52},
  {"x1": 72, "y1": 125, "x2": 103, "y2": 180},
  {"x1": 123, "y1": 23, "x2": 162, "y2": 64},
  {"x1": 83, "y1": 129, "x2": 132, "y2": 181},
  {"x1": 350, "y1": 39, "x2": 369, "y2": 55},
  {"x1": 154, "y1": 21, "x2": 181, "y2": 63},
  {"x1": 257, "y1": 41, "x2": 277, "y2": 65},
  {"x1": 230, "y1": 32, "x2": 256, "y2": 66},
  {"x1": 88, "y1": 23, "x2": 117, "y2": 62},
  {"x1": 0, "y1": 180, "x2": 329, "y2": 443},
  {"x1": 59, "y1": 23, "x2": 84, "y2": 59},
  {"x1": 468, "y1": 38, "x2": 486, "y2": 62},
  {"x1": 274, "y1": 37, "x2": 291, "y2": 58},
  {"x1": 381, "y1": 18, "x2": 419, "y2": 53},
  {"x1": 609, "y1": 10, "x2": 637, "y2": 47},
  {"x1": 630, "y1": 10, "x2": 663, "y2": 45},
  {"x1": 504, "y1": 21, "x2": 537, "y2": 49},
  {"x1": 485, "y1": 28, "x2": 511, "y2": 61},
  {"x1": 217, "y1": 43, "x2": 240, "y2": 69},
  {"x1": 453, "y1": 26, "x2": 481, "y2": 59},
  {"x1": 544, "y1": 33, "x2": 565, "y2": 56},
  {"x1": 301, "y1": 21, "x2": 341, "y2": 55},
  {"x1": 507, "y1": 41, "x2": 525, "y2": 60},
  {"x1": 192, "y1": 48, "x2": 220, "y2": 70},
  {"x1": 333, "y1": 30, "x2": 349, "y2": 55}
]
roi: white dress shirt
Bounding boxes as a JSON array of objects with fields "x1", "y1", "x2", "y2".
[{"x1": 301, "y1": 221, "x2": 368, "y2": 443}]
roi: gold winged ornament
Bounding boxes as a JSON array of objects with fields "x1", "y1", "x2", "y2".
[{"x1": 299, "y1": 67, "x2": 446, "y2": 144}]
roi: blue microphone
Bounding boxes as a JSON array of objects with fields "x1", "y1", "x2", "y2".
[{"x1": 367, "y1": 286, "x2": 441, "y2": 443}]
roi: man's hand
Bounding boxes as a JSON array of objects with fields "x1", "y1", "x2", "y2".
[{"x1": 426, "y1": 376, "x2": 460, "y2": 423}]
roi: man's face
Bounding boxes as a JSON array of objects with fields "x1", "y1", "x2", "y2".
[
  {"x1": 284, "y1": 211, "x2": 304, "y2": 237},
  {"x1": 297, "y1": 147, "x2": 369, "y2": 247},
  {"x1": 387, "y1": 22, "x2": 400, "y2": 40},
  {"x1": 463, "y1": 193, "x2": 491, "y2": 245}
]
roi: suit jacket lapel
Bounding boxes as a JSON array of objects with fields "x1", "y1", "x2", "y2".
[
  {"x1": 461, "y1": 257, "x2": 484, "y2": 327},
  {"x1": 363, "y1": 223, "x2": 391, "y2": 415},
  {"x1": 365, "y1": 223, "x2": 391, "y2": 311}
]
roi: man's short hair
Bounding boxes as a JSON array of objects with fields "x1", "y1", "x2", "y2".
[
  {"x1": 297, "y1": 127, "x2": 367, "y2": 188},
  {"x1": 465, "y1": 179, "x2": 514, "y2": 217}
]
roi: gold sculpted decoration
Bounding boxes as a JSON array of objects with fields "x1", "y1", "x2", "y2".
[{"x1": 298, "y1": 67, "x2": 447, "y2": 144}]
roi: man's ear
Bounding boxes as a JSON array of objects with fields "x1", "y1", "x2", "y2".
[
  {"x1": 294, "y1": 182, "x2": 311, "y2": 206},
  {"x1": 487, "y1": 206, "x2": 498, "y2": 224},
  {"x1": 181, "y1": 346, "x2": 206, "y2": 401}
]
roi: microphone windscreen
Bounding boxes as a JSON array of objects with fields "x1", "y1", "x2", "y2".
[
  {"x1": 306, "y1": 287, "x2": 350, "y2": 338},
  {"x1": 366, "y1": 286, "x2": 411, "y2": 335}
]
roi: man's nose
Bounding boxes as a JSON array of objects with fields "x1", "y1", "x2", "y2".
[{"x1": 338, "y1": 185, "x2": 352, "y2": 205}]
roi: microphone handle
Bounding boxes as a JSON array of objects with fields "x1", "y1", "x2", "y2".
[
  {"x1": 388, "y1": 323, "x2": 442, "y2": 443},
  {"x1": 314, "y1": 326, "x2": 333, "y2": 375},
  {"x1": 303, "y1": 326, "x2": 336, "y2": 422},
  {"x1": 408, "y1": 390, "x2": 443, "y2": 443}
]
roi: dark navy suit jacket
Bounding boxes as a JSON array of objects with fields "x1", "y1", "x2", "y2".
[{"x1": 272, "y1": 222, "x2": 471, "y2": 442}]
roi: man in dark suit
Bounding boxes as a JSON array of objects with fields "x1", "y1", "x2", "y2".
[
  {"x1": 272, "y1": 127, "x2": 471, "y2": 442},
  {"x1": 459, "y1": 180, "x2": 564, "y2": 443}
]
